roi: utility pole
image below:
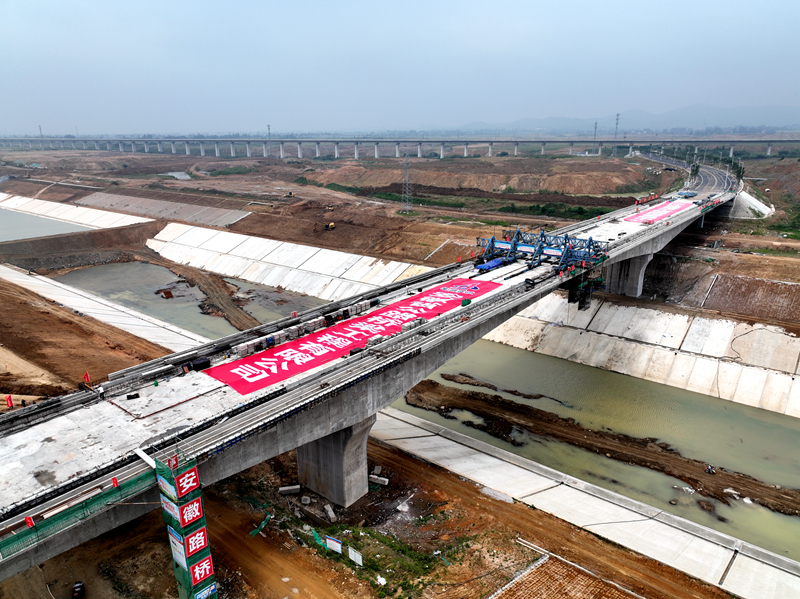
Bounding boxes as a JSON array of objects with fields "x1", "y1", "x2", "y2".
[
  {"x1": 400, "y1": 155, "x2": 412, "y2": 214},
  {"x1": 267, "y1": 124, "x2": 271, "y2": 157},
  {"x1": 39, "y1": 125, "x2": 43, "y2": 138},
  {"x1": 612, "y1": 113, "x2": 619, "y2": 157},
  {"x1": 592, "y1": 120, "x2": 597, "y2": 155}
]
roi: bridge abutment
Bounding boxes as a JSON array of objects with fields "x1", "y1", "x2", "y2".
[{"x1": 297, "y1": 414, "x2": 376, "y2": 507}]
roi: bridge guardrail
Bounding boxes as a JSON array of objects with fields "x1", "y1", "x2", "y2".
[{"x1": 0, "y1": 469, "x2": 156, "y2": 560}]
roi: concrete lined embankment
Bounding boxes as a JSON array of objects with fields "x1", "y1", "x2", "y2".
[{"x1": 485, "y1": 292, "x2": 800, "y2": 417}]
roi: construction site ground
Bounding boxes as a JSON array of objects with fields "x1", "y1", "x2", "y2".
[
  {"x1": 0, "y1": 150, "x2": 798, "y2": 597},
  {"x1": 0, "y1": 441, "x2": 733, "y2": 599}
]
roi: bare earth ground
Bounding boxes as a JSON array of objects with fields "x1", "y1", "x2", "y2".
[
  {"x1": 0, "y1": 150, "x2": 798, "y2": 596},
  {"x1": 0, "y1": 442, "x2": 732, "y2": 599},
  {"x1": 0, "y1": 277, "x2": 169, "y2": 406}
]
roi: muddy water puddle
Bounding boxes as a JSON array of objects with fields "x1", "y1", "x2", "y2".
[
  {"x1": 53, "y1": 262, "x2": 326, "y2": 339},
  {"x1": 394, "y1": 339, "x2": 800, "y2": 560},
  {"x1": 0, "y1": 209, "x2": 91, "y2": 242}
]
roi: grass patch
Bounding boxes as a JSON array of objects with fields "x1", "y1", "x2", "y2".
[
  {"x1": 325, "y1": 182, "x2": 361, "y2": 194},
  {"x1": 294, "y1": 176, "x2": 323, "y2": 187},
  {"x1": 749, "y1": 247, "x2": 800, "y2": 257},
  {"x1": 498, "y1": 202, "x2": 612, "y2": 220},
  {"x1": 370, "y1": 191, "x2": 465, "y2": 208},
  {"x1": 209, "y1": 166, "x2": 257, "y2": 176}
]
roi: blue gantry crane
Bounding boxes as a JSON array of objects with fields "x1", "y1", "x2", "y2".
[{"x1": 476, "y1": 229, "x2": 609, "y2": 274}]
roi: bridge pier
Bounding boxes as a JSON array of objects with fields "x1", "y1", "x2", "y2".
[
  {"x1": 297, "y1": 414, "x2": 376, "y2": 507},
  {"x1": 280, "y1": 142, "x2": 285, "y2": 159},
  {"x1": 417, "y1": 142, "x2": 422, "y2": 158},
  {"x1": 214, "y1": 142, "x2": 220, "y2": 157},
  {"x1": 569, "y1": 143, "x2": 573, "y2": 155},
  {"x1": 334, "y1": 142, "x2": 339, "y2": 159},
  {"x1": 316, "y1": 142, "x2": 321, "y2": 158},
  {"x1": 119, "y1": 142, "x2": 124, "y2": 152},
  {"x1": 200, "y1": 142, "x2": 205, "y2": 156},
  {"x1": 185, "y1": 142, "x2": 191, "y2": 155},
  {"x1": 106, "y1": 142, "x2": 110, "y2": 151},
  {"x1": 263, "y1": 142, "x2": 269, "y2": 158},
  {"x1": 130, "y1": 142, "x2": 136, "y2": 153},
  {"x1": 246, "y1": 142, "x2": 252, "y2": 158},
  {"x1": 541, "y1": 142, "x2": 545, "y2": 155},
  {"x1": 514, "y1": 142, "x2": 519, "y2": 156},
  {"x1": 730, "y1": 145, "x2": 734, "y2": 158},
  {"x1": 696, "y1": 214, "x2": 705, "y2": 229},
  {"x1": 767, "y1": 144, "x2": 772, "y2": 157},
  {"x1": 464, "y1": 142, "x2": 469, "y2": 157},
  {"x1": 375, "y1": 142, "x2": 380, "y2": 158},
  {"x1": 440, "y1": 143, "x2": 445, "y2": 159},
  {"x1": 354, "y1": 142, "x2": 359, "y2": 159},
  {"x1": 297, "y1": 142, "x2": 303, "y2": 159},
  {"x1": 597, "y1": 143, "x2": 603, "y2": 156},
  {"x1": 488, "y1": 142, "x2": 493, "y2": 157},
  {"x1": 606, "y1": 253, "x2": 653, "y2": 297},
  {"x1": 395, "y1": 142, "x2": 400, "y2": 158},
  {"x1": 157, "y1": 142, "x2": 162, "y2": 153},
  {"x1": 230, "y1": 142, "x2": 236, "y2": 157},
  {"x1": 171, "y1": 142, "x2": 176, "y2": 154},
  {"x1": 143, "y1": 142, "x2": 148, "y2": 153}
]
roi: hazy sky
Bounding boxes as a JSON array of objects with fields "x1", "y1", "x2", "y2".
[{"x1": 2, "y1": 0, "x2": 798, "y2": 135}]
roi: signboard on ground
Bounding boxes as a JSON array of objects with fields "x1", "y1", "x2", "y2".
[
  {"x1": 203, "y1": 278, "x2": 502, "y2": 395},
  {"x1": 348, "y1": 546, "x2": 363, "y2": 566},
  {"x1": 326, "y1": 536, "x2": 343, "y2": 554}
]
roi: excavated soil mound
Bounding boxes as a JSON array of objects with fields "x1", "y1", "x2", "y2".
[{"x1": 703, "y1": 274, "x2": 800, "y2": 323}]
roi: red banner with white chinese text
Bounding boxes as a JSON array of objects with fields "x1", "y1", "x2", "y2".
[{"x1": 204, "y1": 278, "x2": 501, "y2": 395}]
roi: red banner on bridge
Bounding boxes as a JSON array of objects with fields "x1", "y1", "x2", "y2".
[
  {"x1": 203, "y1": 278, "x2": 501, "y2": 395},
  {"x1": 624, "y1": 200, "x2": 694, "y2": 223}
]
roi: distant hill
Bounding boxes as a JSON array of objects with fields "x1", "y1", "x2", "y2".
[{"x1": 457, "y1": 105, "x2": 800, "y2": 135}]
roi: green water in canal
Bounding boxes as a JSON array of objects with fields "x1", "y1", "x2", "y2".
[{"x1": 394, "y1": 339, "x2": 800, "y2": 561}]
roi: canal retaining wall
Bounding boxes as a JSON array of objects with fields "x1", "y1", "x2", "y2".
[{"x1": 485, "y1": 292, "x2": 800, "y2": 418}]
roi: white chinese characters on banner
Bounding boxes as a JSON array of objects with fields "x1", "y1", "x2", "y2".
[
  {"x1": 179, "y1": 497, "x2": 204, "y2": 528},
  {"x1": 190, "y1": 555, "x2": 214, "y2": 586},
  {"x1": 204, "y1": 278, "x2": 502, "y2": 395},
  {"x1": 175, "y1": 466, "x2": 200, "y2": 498},
  {"x1": 185, "y1": 526, "x2": 209, "y2": 557}
]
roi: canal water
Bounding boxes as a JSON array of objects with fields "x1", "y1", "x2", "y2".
[
  {"x1": 393, "y1": 340, "x2": 800, "y2": 561},
  {"x1": 0, "y1": 209, "x2": 91, "y2": 242},
  {"x1": 53, "y1": 262, "x2": 326, "y2": 339},
  {"x1": 46, "y1": 260, "x2": 800, "y2": 560}
]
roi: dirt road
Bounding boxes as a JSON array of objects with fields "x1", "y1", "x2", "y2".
[{"x1": 0, "y1": 441, "x2": 733, "y2": 599}]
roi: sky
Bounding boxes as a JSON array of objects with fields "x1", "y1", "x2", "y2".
[{"x1": 2, "y1": 0, "x2": 799, "y2": 135}]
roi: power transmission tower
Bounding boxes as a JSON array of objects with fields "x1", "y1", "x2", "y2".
[
  {"x1": 613, "y1": 113, "x2": 620, "y2": 156},
  {"x1": 401, "y1": 155, "x2": 412, "y2": 214}
]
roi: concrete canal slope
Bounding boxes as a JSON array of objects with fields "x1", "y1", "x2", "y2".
[
  {"x1": 146, "y1": 222, "x2": 432, "y2": 301},
  {"x1": 485, "y1": 292, "x2": 800, "y2": 417},
  {"x1": 0, "y1": 193, "x2": 152, "y2": 229},
  {"x1": 373, "y1": 408, "x2": 800, "y2": 599}
]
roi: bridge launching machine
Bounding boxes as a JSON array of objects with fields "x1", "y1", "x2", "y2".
[{"x1": 476, "y1": 228, "x2": 610, "y2": 309}]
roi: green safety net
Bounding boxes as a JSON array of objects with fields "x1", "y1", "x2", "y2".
[
  {"x1": 0, "y1": 469, "x2": 157, "y2": 559},
  {"x1": 248, "y1": 513, "x2": 272, "y2": 537}
]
